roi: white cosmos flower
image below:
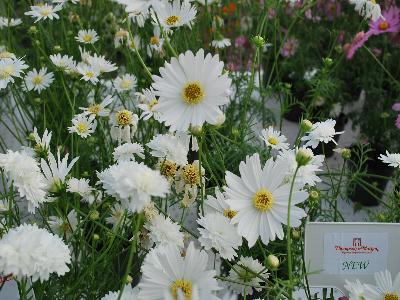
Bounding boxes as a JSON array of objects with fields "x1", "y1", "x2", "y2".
[
  {"x1": 40, "y1": 151, "x2": 79, "y2": 192},
  {"x1": 113, "y1": 74, "x2": 137, "y2": 92},
  {"x1": 152, "y1": 0, "x2": 197, "y2": 29},
  {"x1": 114, "y1": 0, "x2": 156, "y2": 27},
  {"x1": 114, "y1": 28, "x2": 129, "y2": 48},
  {"x1": 53, "y1": 0, "x2": 80, "y2": 5},
  {"x1": 68, "y1": 114, "x2": 97, "y2": 138},
  {"x1": 147, "y1": 134, "x2": 189, "y2": 166},
  {"x1": 147, "y1": 27, "x2": 164, "y2": 57},
  {"x1": 144, "y1": 212, "x2": 184, "y2": 248},
  {"x1": 48, "y1": 209, "x2": 78, "y2": 238},
  {"x1": 113, "y1": 142, "x2": 145, "y2": 162},
  {"x1": 137, "y1": 88, "x2": 162, "y2": 121},
  {"x1": 101, "y1": 285, "x2": 139, "y2": 300},
  {"x1": 301, "y1": 119, "x2": 344, "y2": 149},
  {"x1": 0, "y1": 224, "x2": 71, "y2": 282},
  {"x1": 379, "y1": 151, "x2": 400, "y2": 168},
  {"x1": 110, "y1": 109, "x2": 139, "y2": 143},
  {"x1": 224, "y1": 153, "x2": 307, "y2": 247},
  {"x1": 197, "y1": 213, "x2": 242, "y2": 260},
  {"x1": 106, "y1": 203, "x2": 127, "y2": 228},
  {"x1": 24, "y1": 4, "x2": 63, "y2": 22},
  {"x1": 276, "y1": 148, "x2": 323, "y2": 187},
  {"x1": 23, "y1": 67, "x2": 54, "y2": 93},
  {"x1": 138, "y1": 242, "x2": 221, "y2": 300},
  {"x1": 227, "y1": 256, "x2": 269, "y2": 296},
  {"x1": 77, "y1": 63, "x2": 100, "y2": 84},
  {"x1": 349, "y1": 0, "x2": 382, "y2": 21},
  {"x1": 344, "y1": 279, "x2": 367, "y2": 300},
  {"x1": 364, "y1": 270, "x2": 400, "y2": 300},
  {"x1": 152, "y1": 49, "x2": 231, "y2": 131},
  {"x1": 87, "y1": 54, "x2": 118, "y2": 73},
  {"x1": 66, "y1": 177, "x2": 94, "y2": 203},
  {"x1": 0, "y1": 17, "x2": 22, "y2": 28},
  {"x1": 0, "y1": 150, "x2": 47, "y2": 213},
  {"x1": 210, "y1": 38, "x2": 231, "y2": 49},
  {"x1": 204, "y1": 187, "x2": 237, "y2": 220},
  {"x1": 25, "y1": 127, "x2": 52, "y2": 158},
  {"x1": 0, "y1": 57, "x2": 28, "y2": 90},
  {"x1": 80, "y1": 95, "x2": 114, "y2": 117},
  {"x1": 49, "y1": 54, "x2": 76, "y2": 72},
  {"x1": 97, "y1": 161, "x2": 170, "y2": 213},
  {"x1": 75, "y1": 29, "x2": 99, "y2": 44},
  {"x1": 260, "y1": 126, "x2": 289, "y2": 151}
]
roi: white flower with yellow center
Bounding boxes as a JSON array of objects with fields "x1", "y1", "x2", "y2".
[
  {"x1": 66, "y1": 178, "x2": 94, "y2": 204},
  {"x1": 152, "y1": 49, "x2": 231, "y2": 131},
  {"x1": 152, "y1": 0, "x2": 197, "y2": 29},
  {"x1": 80, "y1": 95, "x2": 114, "y2": 117},
  {"x1": 110, "y1": 109, "x2": 139, "y2": 143},
  {"x1": 147, "y1": 26, "x2": 164, "y2": 57},
  {"x1": 24, "y1": 3, "x2": 63, "y2": 22},
  {"x1": 379, "y1": 151, "x2": 400, "y2": 168},
  {"x1": 349, "y1": 0, "x2": 382, "y2": 21},
  {"x1": 114, "y1": 28, "x2": 129, "y2": 48},
  {"x1": 364, "y1": 270, "x2": 400, "y2": 300},
  {"x1": 113, "y1": 74, "x2": 137, "y2": 92},
  {"x1": 87, "y1": 54, "x2": 117, "y2": 73},
  {"x1": 0, "y1": 17, "x2": 22, "y2": 28},
  {"x1": 301, "y1": 118, "x2": 344, "y2": 149},
  {"x1": 76, "y1": 63, "x2": 100, "y2": 84},
  {"x1": 138, "y1": 242, "x2": 221, "y2": 300},
  {"x1": 137, "y1": 88, "x2": 162, "y2": 121},
  {"x1": 224, "y1": 153, "x2": 307, "y2": 247},
  {"x1": 260, "y1": 126, "x2": 289, "y2": 151},
  {"x1": 210, "y1": 38, "x2": 231, "y2": 49},
  {"x1": 23, "y1": 67, "x2": 54, "y2": 93},
  {"x1": 204, "y1": 187, "x2": 238, "y2": 220},
  {"x1": 48, "y1": 209, "x2": 78, "y2": 239},
  {"x1": 49, "y1": 54, "x2": 76, "y2": 72},
  {"x1": 0, "y1": 57, "x2": 28, "y2": 90},
  {"x1": 75, "y1": 29, "x2": 99, "y2": 44},
  {"x1": 68, "y1": 114, "x2": 97, "y2": 138},
  {"x1": 147, "y1": 133, "x2": 189, "y2": 166}
]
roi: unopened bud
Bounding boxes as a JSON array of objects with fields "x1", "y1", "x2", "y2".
[
  {"x1": 89, "y1": 210, "x2": 100, "y2": 221},
  {"x1": 252, "y1": 35, "x2": 265, "y2": 48},
  {"x1": 301, "y1": 119, "x2": 313, "y2": 132},
  {"x1": 267, "y1": 254, "x2": 280, "y2": 270},
  {"x1": 93, "y1": 233, "x2": 100, "y2": 241},
  {"x1": 296, "y1": 148, "x2": 313, "y2": 167},
  {"x1": 292, "y1": 229, "x2": 300, "y2": 240}
]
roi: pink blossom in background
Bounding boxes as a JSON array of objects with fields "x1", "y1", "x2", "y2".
[
  {"x1": 268, "y1": 8, "x2": 276, "y2": 19},
  {"x1": 235, "y1": 35, "x2": 247, "y2": 48},
  {"x1": 371, "y1": 47, "x2": 382, "y2": 56},
  {"x1": 337, "y1": 31, "x2": 345, "y2": 44},
  {"x1": 280, "y1": 37, "x2": 299, "y2": 57},
  {"x1": 324, "y1": 0, "x2": 342, "y2": 21},
  {"x1": 392, "y1": 103, "x2": 400, "y2": 111},
  {"x1": 346, "y1": 31, "x2": 371, "y2": 59},
  {"x1": 367, "y1": 6, "x2": 400, "y2": 36},
  {"x1": 396, "y1": 115, "x2": 400, "y2": 129}
]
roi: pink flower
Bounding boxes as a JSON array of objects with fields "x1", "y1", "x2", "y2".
[
  {"x1": 346, "y1": 31, "x2": 371, "y2": 60},
  {"x1": 280, "y1": 37, "x2": 299, "y2": 57},
  {"x1": 235, "y1": 36, "x2": 247, "y2": 48},
  {"x1": 392, "y1": 103, "x2": 400, "y2": 111},
  {"x1": 368, "y1": 6, "x2": 400, "y2": 36},
  {"x1": 396, "y1": 115, "x2": 400, "y2": 129}
]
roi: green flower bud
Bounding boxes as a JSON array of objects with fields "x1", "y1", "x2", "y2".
[
  {"x1": 252, "y1": 35, "x2": 265, "y2": 48},
  {"x1": 89, "y1": 210, "x2": 100, "y2": 221},
  {"x1": 267, "y1": 254, "x2": 280, "y2": 270},
  {"x1": 296, "y1": 148, "x2": 313, "y2": 167},
  {"x1": 301, "y1": 119, "x2": 313, "y2": 132}
]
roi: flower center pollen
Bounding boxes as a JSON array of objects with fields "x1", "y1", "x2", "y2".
[
  {"x1": 88, "y1": 104, "x2": 101, "y2": 115},
  {"x1": 253, "y1": 188, "x2": 274, "y2": 212},
  {"x1": 385, "y1": 294, "x2": 399, "y2": 300},
  {"x1": 166, "y1": 15, "x2": 180, "y2": 26},
  {"x1": 116, "y1": 110, "x2": 132, "y2": 126},
  {"x1": 182, "y1": 82, "x2": 204, "y2": 105},
  {"x1": 379, "y1": 21, "x2": 390, "y2": 30},
  {"x1": 171, "y1": 279, "x2": 192, "y2": 300},
  {"x1": 83, "y1": 34, "x2": 93, "y2": 43},
  {"x1": 150, "y1": 36, "x2": 160, "y2": 45},
  {"x1": 223, "y1": 209, "x2": 238, "y2": 219},
  {"x1": 267, "y1": 136, "x2": 278, "y2": 145},
  {"x1": 76, "y1": 122, "x2": 89, "y2": 134},
  {"x1": 182, "y1": 164, "x2": 200, "y2": 185},
  {"x1": 32, "y1": 75, "x2": 43, "y2": 85}
]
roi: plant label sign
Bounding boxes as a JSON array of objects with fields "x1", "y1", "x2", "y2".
[{"x1": 304, "y1": 222, "x2": 400, "y2": 294}]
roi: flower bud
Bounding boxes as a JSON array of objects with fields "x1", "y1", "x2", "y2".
[
  {"x1": 342, "y1": 148, "x2": 351, "y2": 160},
  {"x1": 126, "y1": 275, "x2": 133, "y2": 283},
  {"x1": 28, "y1": 26, "x2": 38, "y2": 34},
  {"x1": 267, "y1": 254, "x2": 280, "y2": 270},
  {"x1": 252, "y1": 35, "x2": 265, "y2": 48},
  {"x1": 27, "y1": 132, "x2": 36, "y2": 142},
  {"x1": 296, "y1": 148, "x2": 313, "y2": 167},
  {"x1": 89, "y1": 210, "x2": 100, "y2": 221},
  {"x1": 53, "y1": 45, "x2": 62, "y2": 52},
  {"x1": 190, "y1": 125, "x2": 203, "y2": 136},
  {"x1": 215, "y1": 113, "x2": 226, "y2": 127},
  {"x1": 323, "y1": 57, "x2": 333, "y2": 67},
  {"x1": 231, "y1": 128, "x2": 240, "y2": 137},
  {"x1": 309, "y1": 189, "x2": 320, "y2": 201},
  {"x1": 301, "y1": 119, "x2": 313, "y2": 132},
  {"x1": 93, "y1": 234, "x2": 100, "y2": 241},
  {"x1": 292, "y1": 229, "x2": 300, "y2": 240}
]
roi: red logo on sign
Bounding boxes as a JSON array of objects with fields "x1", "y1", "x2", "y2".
[{"x1": 335, "y1": 237, "x2": 379, "y2": 254}]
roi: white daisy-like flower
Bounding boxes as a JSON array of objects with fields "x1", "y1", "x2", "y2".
[
  {"x1": 106, "y1": 203, "x2": 127, "y2": 228},
  {"x1": 224, "y1": 153, "x2": 307, "y2": 247},
  {"x1": 147, "y1": 134, "x2": 189, "y2": 166},
  {"x1": 48, "y1": 209, "x2": 78, "y2": 239},
  {"x1": 113, "y1": 74, "x2": 137, "y2": 92},
  {"x1": 97, "y1": 161, "x2": 170, "y2": 213},
  {"x1": 110, "y1": 109, "x2": 139, "y2": 143},
  {"x1": 276, "y1": 148, "x2": 323, "y2": 187},
  {"x1": 23, "y1": 67, "x2": 54, "y2": 93},
  {"x1": 227, "y1": 256, "x2": 269, "y2": 296},
  {"x1": 364, "y1": 270, "x2": 400, "y2": 300},
  {"x1": 304, "y1": 68, "x2": 318, "y2": 81},
  {"x1": 197, "y1": 212, "x2": 242, "y2": 260},
  {"x1": 28, "y1": 127, "x2": 52, "y2": 158},
  {"x1": 344, "y1": 279, "x2": 366, "y2": 300},
  {"x1": 0, "y1": 150, "x2": 47, "y2": 213},
  {"x1": 138, "y1": 242, "x2": 221, "y2": 300},
  {"x1": 68, "y1": 114, "x2": 97, "y2": 138},
  {"x1": 210, "y1": 38, "x2": 231, "y2": 49},
  {"x1": 146, "y1": 27, "x2": 164, "y2": 57},
  {"x1": 87, "y1": 54, "x2": 117, "y2": 73},
  {"x1": 0, "y1": 49, "x2": 16, "y2": 60},
  {"x1": 24, "y1": 4, "x2": 63, "y2": 22},
  {"x1": 379, "y1": 151, "x2": 400, "y2": 168},
  {"x1": 137, "y1": 88, "x2": 162, "y2": 121},
  {"x1": 144, "y1": 212, "x2": 184, "y2": 248},
  {"x1": 77, "y1": 63, "x2": 100, "y2": 84},
  {"x1": 40, "y1": 151, "x2": 79, "y2": 193},
  {"x1": 349, "y1": 0, "x2": 382, "y2": 21},
  {"x1": 152, "y1": 0, "x2": 197, "y2": 29},
  {"x1": 0, "y1": 17, "x2": 22, "y2": 28},
  {"x1": 113, "y1": 142, "x2": 145, "y2": 162},
  {"x1": 114, "y1": 0, "x2": 154, "y2": 27},
  {"x1": 80, "y1": 95, "x2": 114, "y2": 117},
  {"x1": 66, "y1": 177, "x2": 94, "y2": 204},
  {"x1": 301, "y1": 119, "x2": 344, "y2": 149},
  {"x1": 0, "y1": 199, "x2": 8, "y2": 211},
  {"x1": 101, "y1": 285, "x2": 139, "y2": 300},
  {"x1": 128, "y1": 35, "x2": 142, "y2": 51},
  {"x1": 75, "y1": 29, "x2": 99, "y2": 44},
  {"x1": 260, "y1": 126, "x2": 289, "y2": 151},
  {"x1": 49, "y1": 54, "x2": 76, "y2": 72},
  {"x1": 114, "y1": 28, "x2": 129, "y2": 48},
  {"x1": 0, "y1": 223, "x2": 71, "y2": 282},
  {"x1": 0, "y1": 57, "x2": 28, "y2": 90},
  {"x1": 204, "y1": 187, "x2": 237, "y2": 220},
  {"x1": 53, "y1": 0, "x2": 80, "y2": 5},
  {"x1": 152, "y1": 49, "x2": 231, "y2": 131}
]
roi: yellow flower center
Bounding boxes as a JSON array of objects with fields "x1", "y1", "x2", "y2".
[
  {"x1": 166, "y1": 15, "x2": 180, "y2": 26},
  {"x1": 150, "y1": 36, "x2": 160, "y2": 45},
  {"x1": 116, "y1": 110, "x2": 132, "y2": 126},
  {"x1": 379, "y1": 21, "x2": 390, "y2": 30},
  {"x1": 120, "y1": 79, "x2": 132, "y2": 89},
  {"x1": 148, "y1": 99, "x2": 158, "y2": 110},
  {"x1": 385, "y1": 294, "x2": 399, "y2": 300},
  {"x1": 182, "y1": 164, "x2": 200, "y2": 185},
  {"x1": 223, "y1": 209, "x2": 238, "y2": 219},
  {"x1": 32, "y1": 75, "x2": 43, "y2": 85},
  {"x1": 85, "y1": 71, "x2": 95, "y2": 78},
  {"x1": 115, "y1": 30, "x2": 128, "y2": 38},
  {"x1": 76, "y1": 122, "x2": 89, "y2": 133},
  {"x1": 40, "y1": 7, "x2": 52, "y2": 17},
  {"x1": 88, "y1": 104, "x2": 101, "y2": 115},
  {"x1": 83, "y1": 34, "x2": 93, "y2": 43},
  {"x1": 60, "y1": 222, "x2": 71, "y2": 235},
  {"x1": 253, "y1": 188, "x2": 274, "y2": 212},
  {"x1": 182, "y1": 82, "x2": 204, "y2": 105},
  {"x1": 0, "y1": 51, "x2": 14, "y2": 59},
  {"x1": 0, "y1": 65, "x2": 14, "y2": 79},
  {"x1": 160, "y1": 160, "x2": 177, "y2": 178},
  {"x1": 267, "y1": 136, "x2": 278, "y2": 145},
  {"x1": 171, "y1": 279, "x2": 192, "y2": 300},
  {"x1": 370, "y1": 0, "x2": 376, "y2": 4}
]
